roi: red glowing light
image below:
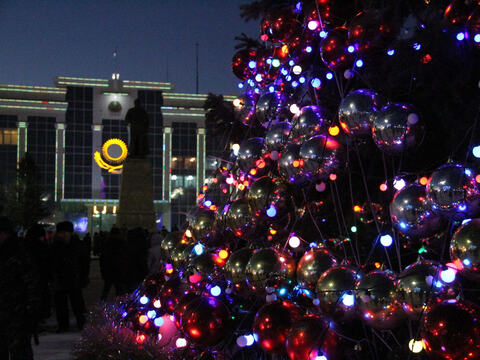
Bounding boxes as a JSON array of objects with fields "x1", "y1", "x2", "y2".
[
  {"x1": 379, "y1": 183, "x2": 388, "y2": 192},
  {"x1": 250, "y1": 169, "x2": 257, "y2": 176},
  {"x1": 189, "y1": 273, "x2": 202, "y2": 283},
  {"x1": 328, "y1": 125, "x2": 340, "y2": 136},
  {"x1": 218, "y1": 249, "x2": 229, "y2": 260},
  {"x1": 329, "y1": 173, "x2": 337, "y2": 181},
  {"x1": 292, "y1": 160, "x2": 300, "y2": 168},
  {"x1": 419, "y1": 176, "x2": 429, "y2": 186},
  {"x1": 476, "y1": 174, "x2": 480, "y2": 184},
  {"x1": 256, "y1": 159, "x2": 266, "y2": 169},
  {"x1": 353, "y1": 205, "x2": 362, "y2": 212},
  {"x1": 261, "y1": 34, "x2": 269, "y2": 41},
  {"x1": 136, "y1": 334, "x2": 146, "y2": 344}
]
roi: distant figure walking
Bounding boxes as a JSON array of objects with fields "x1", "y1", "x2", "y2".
[
  {"x1": 51, "y1": 221, "x2": 88, "y2": 332},
  {"x1": 125, "y1": 98, "x2": 149, "y2": 157},
  {"x1": 0, "y1": 216, "x2": 40, "y2": 360}
]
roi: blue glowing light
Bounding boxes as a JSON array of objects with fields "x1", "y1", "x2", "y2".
[
  {"x1": 292, "y1": 81, "x2": 299, "y2": 88},
  {"x1": 462, "y1": 218, "x2": 472, "y2": 225},
  {"x1": 463, "y1": 258, "x2": 471, "y2": 266},
  {"x1": 347, "y1": 45, "x2": 355, "y2": 53},
  {"x1": 254, "y1": 88, "x2": 260, "y2": 94},
  {"x1": 285, "y1": 75, "x2": 292, "y2": 81},
  {"x1": 458, "y1": 203, "x2": 467, "y2": 212},
  {"x1": 440, "y1": 268, "x2": 456, "y2": 283},
  {"x1": 238, "y1": 83, "x2": 244, "y2": 89},
  {"x1": 309, "y1": 242, "x2": 318, "y2": 248},
  {"x1": 387, "y1": 49, "x2": 395, "y2": 56},
  {"x1": 266, "y1": 58, "x2": 272, "y2": 65},
  {"x1": 299, "y1": 76, "x2": 306, "y2": 84},
  {"x1": 268, "y1": 86, "x2": 275, "y2": 93},
  {"x1": 245, "y1": 334, "x2": 255, "y2": 346},
  {"x1": 355, "y1": 59, "x2": 364, "y2": 68},
  {"x1": 305, "y1": 45, "x2": 313, "y2": 53},
  {"x1": 139, "y1": 296, "x2": 149, "y2": 305},
  {"x1": 248, "y1": 60, "x2": 256, "y2": 69},
  {"x1": 413, "y1": 43, "x2": 421, "y2": 51},
  {"x1": 473, "y1": 145, "x2": 480, "y2": 158},
  {"x1": 326, "y1": 72, "x2": 334, "y2": 80},
  {"x1": 465, "y1": 168, "x2": 472, "y2": 176},
  {"x1": 154, "y1": 317, "x2": 165, "y2": 327},
  {"x1": 288, "y1": 60, "x2": 295, "y2": 66},
  {"x1": 255, "y1": 74, "x2": 263, "y2": 82},
  {"x1": 193, "y1": 243, "x2": 204, "y2": 256},
  {"x1": 315, "y1": 355, "x2": 328, "y2": 360},
  {"x1": 475, "y1": 34, "x2": 480, "y2": 43},
  {"x1": 266, "y1": 204, "x2": 277, "y2": 217},
  {"x1": 399, "y1": 222, "x2": 407, "y2": 230},
  {"x1": 456, "y1": 32, "x2": 465, "y2": 41},
  {"x1": 204, "y1": 200, "x2": 212, "y2": 207},
  {"x1": 280, "y1": 68, "x2": 288, "y2": 75},
  {"x1": 341, "y1": 293, "x2": 355, "y2": 307},
  {"x1": 311, "y1": 78, "x2": 321, "y2": 88},
  {"x1": 435, "y1": 281, "x2": 443, "y2": 288},
  {"x1": 278, "y1": 288, "x2": 287, "y2": 296},
  {"x1": 271, "y1": 58, "x2": 281, "y2": 68},
  {"x1": 319, "y1": 30, "x2": 328, "y2": 38},
  {"x1": 147, "y1": 310, "x2": 157, "y2": 319},
  {"x1": 210, "y1": 285, "x2": 222, "y2": 297},
  {"x1": 380, "y1": 234, "x2": 393, "y2": 247}
]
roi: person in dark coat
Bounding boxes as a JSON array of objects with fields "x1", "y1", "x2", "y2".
[
  {"x1": 100, "y1": 227, "x2": 128, "y2": 300},
  {"x1": 25, "y1": 224, "x2": 52, "y2": 322},
  {"x1": 51, "y1": 221, "x2": 87, "y2": 332},
  {"x1": 125, "y1": 227, "x2": 149, "y2": 292},
  {"x1": 0, "y1": 217, "x2": 40, "y2": 360}
]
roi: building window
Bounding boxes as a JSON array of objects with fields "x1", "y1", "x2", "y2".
[{"x1": 0, "y1": 129, "x2": 18, "y2": 145}]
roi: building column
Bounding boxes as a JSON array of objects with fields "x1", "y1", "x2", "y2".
[
  {"x1": 196, "y1": 127, "x2": 206, "y2": 195},
  {"x1": 17, "y1": 117, "x2": 28, "y2": 163},
  {"x1": 91, "y1": 124, "x2": 103, "y2": 199},
  {"x1": 162, "y1": 126, "x2": 172, "y2": 202},
  {"x1": 55, "y1": 122, "x2": 66, "y2": 202}
]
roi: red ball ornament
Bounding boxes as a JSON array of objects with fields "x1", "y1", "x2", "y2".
[
  {"x1": 159, "y1": 276, "x2": 187, "y2": 314},
  {"x1": 253, "y1": 300, "x2": 302, "y2": 354},
  {"x1": 261, "y1": 7, "x2": 299, "y2": 43},
  {"x1": 181, "y1": 296, "x2": 231, "y2": 346},
  {"x1": 232, "y1": 48, "x2": 257, "y2": 80},
  {"x1": 286, "y1": 315, "x2": 338, "y2": 360},
  {"x1": 320, "y1": 27, "x2": 352, "y2": 70},
  {"x1": 173, "y1": 293, "x2": 200, "y2": 328},
  {"x1": 348, "y1": 10, "x2": 392, "y2": 51},
  {"x1": 422, "y1": 300, "x2": 480, "y2": 360}
]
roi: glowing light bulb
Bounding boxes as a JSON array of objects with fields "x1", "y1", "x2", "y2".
[
  {"x1": 440, "y1": 267, "x2": 456, "y2": 283},
  {"x1": 193, "y1": 243, "x2": 204, "y2": 256},
  {"x1": 456, "y1": 32, "x2": 465, "y2": 41},
  {"x1": 413, "y1": 43, "x2": 421, "y2": 51},
  {"x1": 379, "y1": 183, "x2": 388, "y2": 192},
  {"x1": 315, "y1": 355, "x2": 328, "y2": 360},
  {"x1": 393, "y1": 178, "x2": 406, "y2": 191},
  {"x1": 255, "y1": 74, "x2": 263, "y2": 82},
  {"x1": 350, "y1": 226, "x2": 357, "y2": 233},
  {"x1": 204, "y1": 200, "x2": 212, "y2": 207},
  {"x1": 153, "y1": 299, "x2": 161, "y2": 308},
  {"x1": 245, "y1": 334, "x2": 255, "y2": 346},
  {"x1": 341, "y1": 293, "x2": 355, "y2": 307},
  {"x1": 308, "y1": 20, "x2": 319, "y2": 30},
  {"x1": 271, "y1": 58, "x2": 281, "y2": 67},
  {"x1": 237, "y1": 335, "x2": 248, "y2": 347},
  {"x1": 292, "y1": 65, "x2": 302, "y2": 75},
  {"x1": 311, "y1": 78, "x2": 321, "y2": 88},
  {"x1": 326, "y1": 72, "x2": 333, "y2": 80},
  {"x1": 319, "y1": 30, "x2": 328, "y2": 38},
  {"x1": 291, "y1": 81, "x2": 299, "y2": 88},
  {"x1": 328, "y1": 125, "x2": 340, "y2": 136},
  {"x1": 355, "y1": 59, "x2": 364, "y2": 68},
  {"x1": 472, "y1": 145, "x2": 480, "y2": 158},
  {"x1": 409, "y1": 339, "x2": 424, "y2": 353},
  {"x1": 290, "y1": 104, "x2": 300, "y2": 114},
  {"x1": 347, "y1": 45, "x2": 355, "y2": 53},
  {"x1": 139, "y1": 296, "x2": 149, "y2": 305},
  {"x1": 387, "y1": 49, "x2": 395, "y2": 56},
  {"x1": 299, "y1": 76, "x2": 306, "y2": 84},
  {"x1": 147, "y1": 310, "x2": 157, "y2": 319},
  {"x1": 380, "y1": 234, "x2": 393, "y2": 247},
  {"x1": 185, "y1": 229, "x2": 193, "y2": 238},
  {"x1": 210, "y1": 285, "x2": 222, "y2": 297},
  {"x1": 176, "y1": 338, "x2": 187, "y2": 348},
  {"x1": 218, "y1": 249, "x2": 229, "y2": 259},
  {"x1": 419, "y1": 176, "x2": 428, "y2": 186},
  {"x1": 139, "y1": 315, "x2": 148, "y2": 324},
  {"x1": 289, "y1": 235, "x2": 301, "y2": 248},
  {"x1": 474, "y1": 34, "x2": 480, "y2": 43},
  {"x1": 266, "y1": 204, "x2": 277, "y2": 217},
  {"x1": 248, "y1": 60, "x2": 256, "y2": 69},
  {"x1": 305, "y1": 46, "x2": 312, "y2": 53},
  {"x1": 458, "y1": 203, "x2": 467, "y2": 212}
]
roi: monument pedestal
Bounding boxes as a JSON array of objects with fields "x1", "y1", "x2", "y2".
[{"x1": 117, "y1": 158, "x2": 156, "y2": 230}]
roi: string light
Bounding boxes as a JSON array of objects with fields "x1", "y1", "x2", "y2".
[
  {"x1": 139, "y1": 296, "x2": 149, "y2": 305},
  {"x1": 176, "y1": 338, "x2": 187, "y2": 348},
  {"x1": 288, "y1": 235, "x2": 301, "y2": 248},
  {"x1": 308, "y1": 20, "x2": 319, "y2": 30},
  {"x1": 210, "y1": 285, "x2": 222, "y2": 297},
  {"x1": 328, "y1": 125, "x2": 340, "y2": 136},
  {"x1": 379, "y1": 182, "x2": 388, "y2": 191},
  {"x1": 380, "y1": 234, "x2": 393, "y2": 247},
  {"x1": 419, "y1": 176, "x2": 429, "y2": 186},
  {"x1": 409, "y1": 339, "x2": 424, "y2": 353},
  {"x1": 326, "y1": 72, "x2": 334, "y2": 80}
]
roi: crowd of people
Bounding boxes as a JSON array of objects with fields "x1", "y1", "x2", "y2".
[{"x1": 0, "y1": 216, "x2": 171, "y2": 360}]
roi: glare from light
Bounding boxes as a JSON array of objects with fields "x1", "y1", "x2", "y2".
[
  {"x1": 351, "y1": 226, "x2": 357, "y2": 233},
  {"x1": 147, "y1": 310, "x2": 156, "y2": 319},
  {"x1": 387, "y1": 49, "x2": 395, "y2": 56},
  {"x1": 248, "y1": 60, "x2": 257, "y2": 69},
  {"x1": 456, "y1": 32, "x2": 465, "y2": 41},
  {"x1": 154, "y1": 317, "x2": 164, "y2": 327},
  {"x1": 347, "y1": 45, "x2": 355, "y2": 53},
  {"x1": 255, "y1": 74, "x2": 263, "y2": 82},
  {"x1": 380, "y1": 234, "x2": 393, "y2": 247},
  {"x1": 319, "y1": 30, "x2": 328, "y2": 38},
  {"x1": 474, "y1": 34, "x2": 480, "y2": 43}
]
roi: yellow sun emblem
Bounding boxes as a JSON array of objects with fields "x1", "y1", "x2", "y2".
[{"x1": 94, "y1": 138, "x2": 128, "y2": 174}]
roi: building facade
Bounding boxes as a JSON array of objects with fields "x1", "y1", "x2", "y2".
[{"x1": 0, "y1": 76, "x2": 234, "y2": 232}]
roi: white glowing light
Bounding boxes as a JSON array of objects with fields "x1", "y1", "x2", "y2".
[
  {"x1": 289, "y1": 235, "x2": 301, "y2": 248},
  {"x1": 292, "y1": 65, "x2": 302, "y2": 75},
  {"x1": 440, "y1": 267, "x2": 456, "y2": 283},
  {"x1": 393, "y1": 178, "x2": 406, "y2": 191},
  {"x1": 409, "y1": 339, "x2": 424, "y2": 353},
  {"x1": 308, "y1": 20, "x2": 319, "y2": 30},
  {"x1": 380, "y1": 234, "x2": 393, "y2": 247},
  {"x1": 290, "y1": 104, "x2": 300, "y2": 114},
  {"x1": 176, "y1": 338, "x2": 187, "y2": 348}
]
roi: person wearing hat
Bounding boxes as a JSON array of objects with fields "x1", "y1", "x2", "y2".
[
  {"x1": 0, "y1": 216, "x2": 40, "y2": 360},
  {"x1": 51, "y1": 221, "x2": 88, "y2": 332}
]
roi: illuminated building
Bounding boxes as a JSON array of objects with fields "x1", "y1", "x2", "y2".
[{"x1": 0, "y1": 75, "x2": 234, "y2": 231}]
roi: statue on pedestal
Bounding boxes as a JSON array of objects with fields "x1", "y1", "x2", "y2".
[{"x1": 125, "y1": 99, "x2": 149, "y2": 158}]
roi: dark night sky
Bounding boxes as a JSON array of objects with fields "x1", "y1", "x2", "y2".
[{"x1": 0, "y1": 0, "x2": 257, "y2": 95}]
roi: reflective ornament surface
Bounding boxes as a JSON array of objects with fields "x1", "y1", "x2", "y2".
[
  {"x1": 233, "y1": 92, "x2": 258, "y2": 126},
  {"x1": 248, "y1": 176, "x2": 275, "y2": 214},
  {"x1": 225, "y1": 247, "x2": 253, "y2": 288},
  {"x1": 246, "y1": 248, "x2": 295, "y2": 292},
  {"x1": 279, "y1": 143, "x2": 307, "y2": 185},
  {"x1": 173, "y1": 293, "x2": 200, "y2": 328},
  {"x1": 320, "y1": 27, "x2": 351, "y2": 69},
  {"x1": 253, "y1": 300, "x2": 302, "y2": 354},
  {"x1": 265, "y1": 121, "x2": 291, "y2": 152},
  {"x1": 187, "y1": 207, "x2": 215, "y2": 241},
  {"x1": 181, "y1": 296, "x2": 230, "y2": 346},
  {"x1": 299, "y1": 135, "x2": 343, "y2": 181},
  {"x1": 396, "y1": 261, "x2": 441, "y2": 319},
  {"x1": 237, "y1": 137, "x2": 265, "y2": 173},
  {"x1": 422, "y1": 300, "x2": 480, "y2": 360},
  {"x1": 225, "y1": 197, "x2": 253, "y2": 237},
  {"x1": 255, "y1": 92, "x2": 282, "y2": 126},
  {"x1": 316, "y1": 265, "x2": 358, "y2": 320},
  {"x1": 296, "y1": 249, "x2": 337, "y2": 290},
  {"x1": 161, "y1": 231, "x2": 185, "y2": 258},
  {"x1": 290, "y1": 105, "x2": 328, "y2": 144},
  {"x1": 260, "y1": 7, "x2": 299, "y2": 43},
  {"x1": 427, "y1": 163, "x2": 480, "y2": 219},
  {"x1": 338, "y1": 89, "x2": 384, "y2": 137},
  {"x1": 390, "y1": 184, "x2": 445, "y2": 238},
  {"x1": 356, "y1": 271, "x2": 405, "y2": 329},
  {"x1": 372, "y1": 103, "x2": 424, "y2": 154},
  {"x1": 231, "y1": 48, "x2": 256, "y2": 80},
  {"x1": 450, "y1": 218, "x2": 480, "y2": 279}
]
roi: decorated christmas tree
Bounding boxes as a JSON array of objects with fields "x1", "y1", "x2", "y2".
[{"x1": 75, "y1": 1, "x2": 480, "y2": 359}]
